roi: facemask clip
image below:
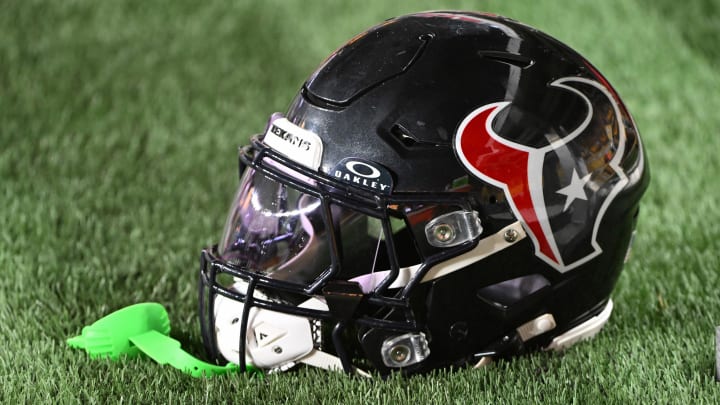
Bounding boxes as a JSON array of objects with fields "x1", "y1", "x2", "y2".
[
  {"x1": 425, "y1": 210, "x2": 482, "y2": 247},
  {"x1": 380, "y1": 332, "x2": 430, "y2": 368}
]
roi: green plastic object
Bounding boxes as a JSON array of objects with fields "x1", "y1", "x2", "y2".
[
  {"x1": 129, "y1": 330, "x2": 241, "y2": 377},
  {"x1": 67, "y1": 302, "x2": 258, "y2": 378},
  {"x1": 67, "y1": 302, "x2": 170, "y2": 360}
]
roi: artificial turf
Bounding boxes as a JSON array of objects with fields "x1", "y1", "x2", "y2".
[{"x1": 2, "y1": 0, "x2": 719, "y2": 403}]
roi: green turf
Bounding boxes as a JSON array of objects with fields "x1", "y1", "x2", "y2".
[{"x1": 2, "y1": 0, "x2": 719, "y2": 403}]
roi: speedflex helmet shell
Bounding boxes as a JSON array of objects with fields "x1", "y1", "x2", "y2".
[{"x1": 199, "y1": 11, "x2": 649, "y2": 376}]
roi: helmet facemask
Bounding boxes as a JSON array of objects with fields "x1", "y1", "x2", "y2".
[{"x1": 198, "y1": 137, "x2": 501, "y2": 375}]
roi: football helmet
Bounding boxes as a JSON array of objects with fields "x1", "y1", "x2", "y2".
[{"x1": 198, "y1": 11, "x2": 649, "y2": 376}]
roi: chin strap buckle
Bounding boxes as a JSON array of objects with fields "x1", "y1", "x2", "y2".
[
  {"x1": 517, "y1": 313, "x2": 557, "y2": 342},
  {"x1": 471, "y1": 311, "x2": 559, "y2": 368}
]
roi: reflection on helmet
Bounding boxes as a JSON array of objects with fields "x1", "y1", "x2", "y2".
[{"x1": 198, "y1": 11, "x2": 649, "y2": 377}]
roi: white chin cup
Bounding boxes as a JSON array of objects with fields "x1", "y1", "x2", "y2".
[{"x1": 213, "y1": 284, "x2": 314, "y2": 369}]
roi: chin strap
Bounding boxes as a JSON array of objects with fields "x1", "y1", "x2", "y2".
[
  {"x1": 545, "y1": 299, "x2": 613, "y2": 351},
  {"x1": 298, "y1": 349, "x2": 371, "y2": 378},
  {"x1": 473, "y1": 299, "x2": 614, "y2": 368}
]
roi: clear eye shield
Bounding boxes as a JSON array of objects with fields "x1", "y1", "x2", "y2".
[{"x1": 217, "y1": 159, "x2": 402, "y2": 287}]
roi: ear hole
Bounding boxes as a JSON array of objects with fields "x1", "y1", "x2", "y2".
[{"x1": 476, "y1": 274, "x2": 550, "y2": 309}]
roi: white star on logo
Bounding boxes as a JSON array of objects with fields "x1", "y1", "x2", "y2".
[{"x1": 556, "y1": 169, "x2": 592, "y2": 211}]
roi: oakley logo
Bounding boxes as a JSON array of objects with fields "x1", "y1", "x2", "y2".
[
  {"x1": 331, "y1": 158, "x2": 394, "y2": 195},
  {"x1": 345, "y1": 160, "x2": 382, "y2": 179}
]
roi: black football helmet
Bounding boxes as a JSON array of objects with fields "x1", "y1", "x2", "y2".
[{"x1": 198, "y1": 11, "x2": 649, "y2": 376}]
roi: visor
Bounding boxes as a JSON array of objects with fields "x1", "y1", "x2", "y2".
[{"x1": 218, "y1": 162, "x2": 394, "y2": 286}]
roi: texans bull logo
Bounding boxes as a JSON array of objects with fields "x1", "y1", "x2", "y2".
[{"x1": 454, "y1": 77, "x2": 632, "y2": 272}]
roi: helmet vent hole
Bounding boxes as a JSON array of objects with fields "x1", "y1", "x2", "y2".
[
  {"x1": 418, "y1": 33, "x2": 435, "y2": 41},
  {"x1": 390, "y1": 124, "x2": 418, "y2": 148}
]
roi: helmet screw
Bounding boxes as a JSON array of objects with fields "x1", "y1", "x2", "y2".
[
  {"x1": 433, "y1": 223, "x2": 455, "y2": 243},
  {"x1": 273, "y1": 346, "x2": 283, "y2": 354},
  {"x1": 449, "y1": 322, "x2": 469, "y2": 341},
  {"x1": 389, "y1": 344, "x2": 411, "y2": 364},
  {"x1": 504, "y1": 228, "x2": 519, "y2": 243}
]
